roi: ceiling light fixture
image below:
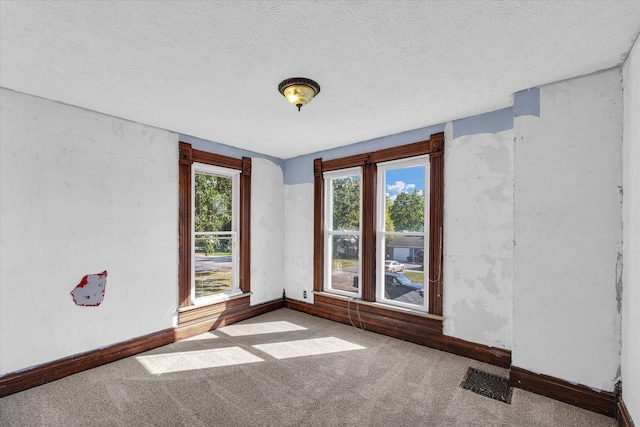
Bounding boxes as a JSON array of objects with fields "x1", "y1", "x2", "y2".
[{"x1": 278, "y1": 77, "x2": 321, "y2": 111}]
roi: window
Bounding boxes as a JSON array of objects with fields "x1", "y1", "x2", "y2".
[
  {"x1": 377, "y1": 157, "x2": 428, "y2": 311},
  {"x1": 193, "y1": 164, "x2": 240, "y2": 303},
  {"x1": 324, "y1": 168, "x2": 362, "y2": 298},
  {"x1": 178, "y1": 142, "x2": 251, "y2": 317},
  {"x1": 314, "y1": 133, "x2": 444, "y2": 315}
]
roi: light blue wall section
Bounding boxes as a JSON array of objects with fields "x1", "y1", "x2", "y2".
[
  {"x1": 284, "y1": 153, "x2": 317, "y2": 185},
  {"x1": 180, "y1": 133, "x2": 285, "y2": 170},
  {"x1": 513, "y1": 87, "x2": 540, "y2": 117},
  {"x1": 187, "y1": 99, "x2": 535, "y2": 186},
  {"x1": 452, "y1": 107, "x2": 513, "y2": 139},
  {"x1": 284, "y1": 124, "x2": 446, "y2": 185}
]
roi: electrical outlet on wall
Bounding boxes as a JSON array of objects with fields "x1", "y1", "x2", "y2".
[{"x1": 303, "y1": 290, "x2": 307, "y2": 299}]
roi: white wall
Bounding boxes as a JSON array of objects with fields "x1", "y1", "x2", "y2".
[
  {"x1": 283, "y1": 183, "x2": 315, "y2": 303},
  {"x1": 0, "y1": 89, "x2": 179, "y2": 375},
  {"x1": 513, "y1": 69, "x2": 623, "y2": 392},
  {"x1": 250, "y1": 157, "x2": 285, "y2": 305},
  {"x1": 622, "y1": 36, "x2": 640, "y2": 420},
  {"x1": 443, "y1": 127, "x2": 514, "y2": 349}
]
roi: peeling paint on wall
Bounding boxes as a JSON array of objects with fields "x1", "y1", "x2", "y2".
[
  {"x1": 283, "y1": 183, "x2": 315, "y2": 302},
  {"x1": 451, "y1": 298, "x2": 509, "y2": 345},
  {"x1": 512, "y1": 68, "x2": 622, "y2": 392},
  {"x1": 443, "y1": 128, "x2": 514, "y2": 350},
  {"x1": 616, "y1": 251, "x2": 623, "y2": 314},
  {"x1": 70, "y1": 270, "x2": 107, "y2": 306},
  {"x1": 250, "y1": 158, "x2": 285, "y2": 305}
]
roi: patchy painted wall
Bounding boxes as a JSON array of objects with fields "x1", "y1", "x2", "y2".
[
  {"x1": 250, "y1": 157, "x2": 285, "y2": 305},
  {"x1": 443, "y1": 110, "x2": 514, "y2": 350},
  {"x1": 0, "y1": 89, "x2": 179, "y2": 376},
  {"x1": 283, "y1": 183, "x2": 315, "y2": 303},
  {"x1": 283, "y1": 111, "x2": 517, "y2": 351},
  {"x1": 622, "y1": 36, "x2": 640, "y2": 421},
  {"x1": 513, "y1": 69, "x2": 623, "y2": 392}
]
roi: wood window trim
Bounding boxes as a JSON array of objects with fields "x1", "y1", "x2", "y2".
[
  {"x1": 178, "y1": 142, "x2": 251, "y2": 315},
  {"x1": 313, "y1": 132, "x2": 444, "y2": 315}
]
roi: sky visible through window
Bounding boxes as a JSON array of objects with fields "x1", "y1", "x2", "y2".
[{"x1": 385, "y1": 166, "x2": 424, "y2": 201}]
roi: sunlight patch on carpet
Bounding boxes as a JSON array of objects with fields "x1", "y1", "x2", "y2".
[
  {"x1": 136, "y1": 347, "x2": 263, "y2": 374},
  {"x1": 218, "y1": 321, "x2": 307, "y2": 337},
  {"x1": 181, "y1": 331, "x2": 219, "y2": 341},
  {"x1": 253, "y1": 337, "x2": 365, "y2": 359}
]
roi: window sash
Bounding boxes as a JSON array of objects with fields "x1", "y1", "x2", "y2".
[
  {"x1": 323, "y1": 167, "x2": 362, "y2": 298},
  {"x1": 376, "y1": 156, "x2": 429, "y2": 311},
  {"x1": 191, "y1": 163, "x2": 241, "y2": 304}
]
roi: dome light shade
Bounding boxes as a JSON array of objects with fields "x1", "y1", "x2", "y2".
[{"x1": 278, "y1": 77, "x2": 321, "y2": 111}]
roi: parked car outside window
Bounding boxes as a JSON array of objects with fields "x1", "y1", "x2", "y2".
[
  {"x1": 384, "y1": 272, "x2": 424, "y2": 299},
  {"x1": 385, "y1": 260, "x2": 404, "y2": 272}
]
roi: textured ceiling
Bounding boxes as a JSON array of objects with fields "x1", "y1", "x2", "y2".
[{"x1": 2, "y1": 1, "x2": 640, "y2": 159}]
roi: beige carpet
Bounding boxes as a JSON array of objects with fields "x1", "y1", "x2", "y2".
[{"x1": 0, "y1": 308, "x2": 615, "y2": 426}]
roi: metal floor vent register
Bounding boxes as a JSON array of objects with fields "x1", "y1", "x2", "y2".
[{"x1": 460, "y1": 367, "x2": 513, "y2": 404}]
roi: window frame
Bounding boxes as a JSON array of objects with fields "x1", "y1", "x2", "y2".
[
  {"x1": 376, "y1": 155, "x2": 429, "y2": 311},
  {"x1": 323, "y1": 167, "x2": 363, "y2": 299},
  {"x1": 178, "y1": 142, "x2": 251, "y2": 319},
  {"x1": 191, "y1": 163, "x2": 241, "y2": 305},
  {"x1": 313, "y1": 133, "x2": 444, "y2": 315}
]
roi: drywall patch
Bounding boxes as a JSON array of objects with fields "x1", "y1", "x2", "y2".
[
  {"x1": 450, "y1": 296, "x2": 510, "y2": 347},
  {"x1": 70, "y1": 270, "x2": 108, "y2": 306}
]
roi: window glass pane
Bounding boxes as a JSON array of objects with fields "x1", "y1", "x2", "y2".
[
  {"x1": 383, "y1": 235, "x2": 425, "y2": 307},
  {"x1": 384, "y1": 165, "x2": 425, "y2": 232},
  {"x1": 378, "y1": 159, "x2": 427, "y2": 310},
  {"x1": 194, "y1": 235, "x2": 234, "y2": 298},
  {"x1": 331, "y1": 175, "x2": 360, "y2": 231},
  {"x1": 383, "y1": 269, "x2": 424, "y2": 306},
  {"x1": 329, "y1": 234, "x2": 359, "y2": 294},
  {"x1": 195, "y1": 172, "x2": 233, "y2": 232},
  {"x1": 193, "y1": 164, "x2": 239, "y2": 303}
]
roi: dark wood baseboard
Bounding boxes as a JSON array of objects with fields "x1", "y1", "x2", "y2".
[
  {"x1": 618, "y1": 397, "x2": 636, "y2": 427},
  {"x1": 175, "y1": 297, "x2": 284, "y2": 340},
  {"x1": 285, "y1": 295, "x2": 511, "y2": 368},
  {"x1": 510, "y1": 366, "x2": 617, "y2": 418},
  {"x1": 0, "y1": 327, "x2": 175, "y2": 399},
  {"x1": 0, "y1": 298, "x2": 284, "y2": 398}
]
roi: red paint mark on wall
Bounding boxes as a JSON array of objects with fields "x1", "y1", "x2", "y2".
[{"x1": 70, "y1": 270, "x2": 107, "y2": 306}]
